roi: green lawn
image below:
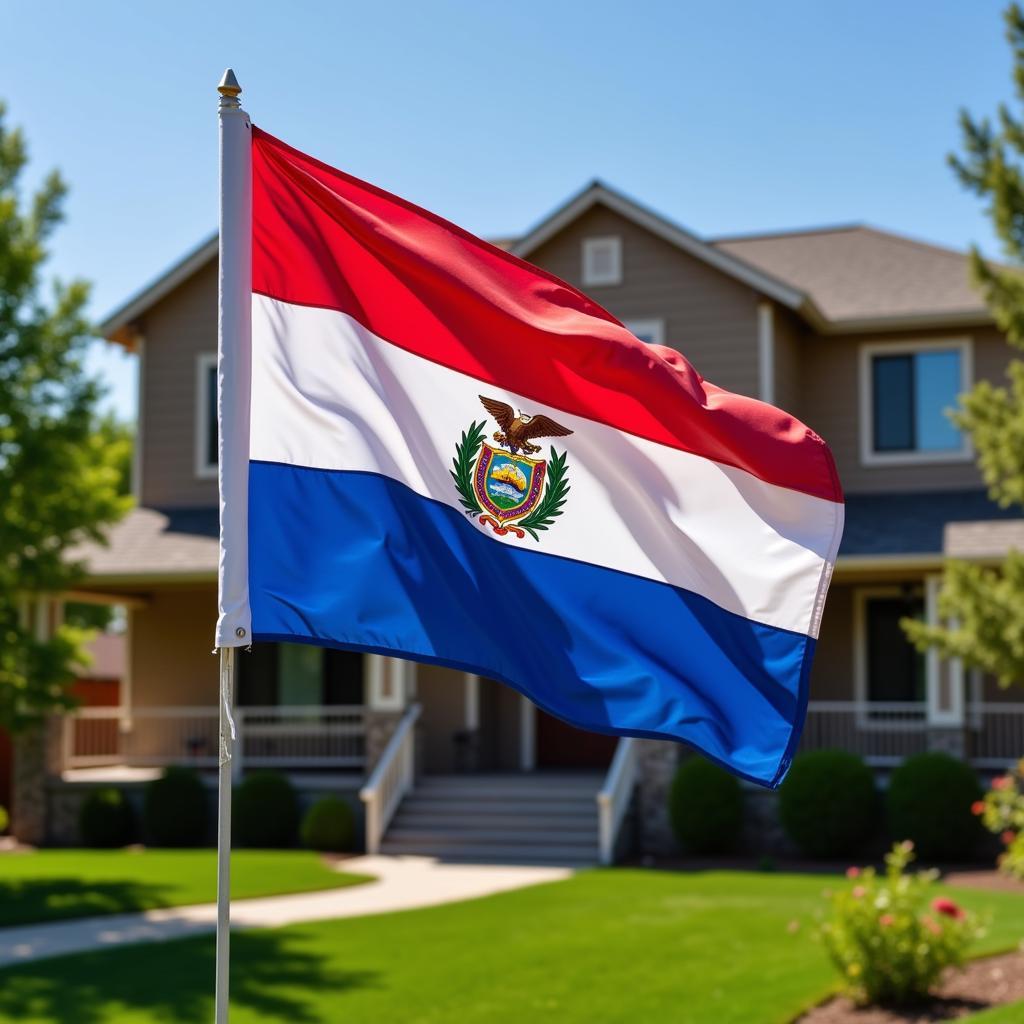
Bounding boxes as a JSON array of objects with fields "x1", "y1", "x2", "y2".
[
  {"x1": 0, "y1": 849, "x2": 371, "y2": 928},
  {"x1": 2, "y1": 868, "x2": 1024, "y2": 1024}
]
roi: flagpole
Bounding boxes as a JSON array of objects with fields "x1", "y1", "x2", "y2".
[{"x1": 215, "y1": 67, "x2": 251, "y2": 1024}]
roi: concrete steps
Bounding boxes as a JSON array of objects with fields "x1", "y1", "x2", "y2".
[{"x1": 380, "y1": 773, "x2": 602, "y2": 865}]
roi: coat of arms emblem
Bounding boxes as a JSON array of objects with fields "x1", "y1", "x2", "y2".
[{"x1": 451, "y1": 396, "x2": 573, "y2": 540}]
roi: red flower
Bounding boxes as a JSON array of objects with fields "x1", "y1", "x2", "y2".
[
  {"x1": 1004, "y1": 830, "x2": 1017, "y2": 846},
  {"x1": 879, "y1": 913, "x2": 895, "y2": 928},
  {"x1": 931, "y1": 897, "x2": 965, "y2": 921},
  {"x1": 972, "y1": 800, "x2": 986, "y2": 816},
  {"x1": 994, "y1": 776, "x2": 1013, "y2": 791},
  {"x1": 845, "y1": 866, "x2": 861, "y2": 879},
  {"x1": 851, "y1": 885, "x2": 866, "y2": 900},
  {"x1": 921, "y1": 914, "x2": 942, "y2": 936}
]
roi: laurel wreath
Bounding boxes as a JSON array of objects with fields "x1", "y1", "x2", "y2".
[
  {"x1": 516, "y1": 447, "x2": 570, "y2": 541},
  {"x1": 450, "y1": 420, "x2": 487, "y2": 515},
  {"x1": 450, "y1": 421, "x2": 570, "y2": 541}
]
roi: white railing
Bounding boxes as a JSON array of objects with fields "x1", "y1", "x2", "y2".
[
  {"x1": 62, "y1": 704, "x2": 366, "y2": 772},
  {"x1": 597, "y1": 737, "x2": 638, "y2": 865},
  {"x1": 802, "y1": 702, "x2": 928, "y2": 765},
  {"x1": 359, "y1": 702, "x2": 422, "y2": 855},
  {"x1": 967, "y1": 702, "x2": 1024, "y2": 768}
]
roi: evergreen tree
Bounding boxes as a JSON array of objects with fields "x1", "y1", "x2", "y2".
[
  {"x1": 902, "y1": 4, "x2": 1024, "y2": 685},
  {"x1": 0, "y1": 101, "x2": 132, "y2": 731}
]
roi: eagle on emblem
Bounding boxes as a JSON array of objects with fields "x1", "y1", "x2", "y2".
[{"x1": 479, "y1": 396, "x2": 573, "y2": 455}]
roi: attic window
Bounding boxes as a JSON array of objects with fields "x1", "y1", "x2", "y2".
[{"x1": 582, "y1": 236, "x2": 622, "y2": 287}]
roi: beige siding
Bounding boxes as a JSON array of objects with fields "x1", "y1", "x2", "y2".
[
  {"x1": 131, "y1": 585, "x2": 218, "y2": 706},
  {"x1": 527, "y1": 203, "x2": 762, "y2": 397},
  {"x1": 809, "y1": 582, "x2": 855, "y2": 701},
  {"x1": 802, "y1": 326, "x2": 1009, "y2": 494},
  {"x1": 137, "y1": 261, "x2": 219, "y2": 509},
  {"x1": 772, "y1": 308, "x2": 805, "y2": 419}
]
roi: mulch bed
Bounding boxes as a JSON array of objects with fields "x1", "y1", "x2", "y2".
[{"x1": 797, "y1": 951, "x2": 1024, "y2": 1023}]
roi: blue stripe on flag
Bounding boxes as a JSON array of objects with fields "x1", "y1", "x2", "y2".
[{"x1": 247, "y1": 460, "x2": 813, "y2": 786}]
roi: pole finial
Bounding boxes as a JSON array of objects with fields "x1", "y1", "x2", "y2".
[{"x1": 218, "y1": 68, "x2": 241, "y2": 98}]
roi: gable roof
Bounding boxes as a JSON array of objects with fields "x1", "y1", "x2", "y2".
[
  {"x1": 713, "y1": 225, "x2": 989, "y2": 331},
  {"x1": 99, "y1": 182, "x2": 991, "y2": 345}
]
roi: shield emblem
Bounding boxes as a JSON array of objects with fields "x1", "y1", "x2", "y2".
[{"x1": 472, "y1": 444, "x2": 547, "y2": 523}]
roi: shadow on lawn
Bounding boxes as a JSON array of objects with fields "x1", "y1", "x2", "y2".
[
  {"x1": 0, "y1": 878, "x2": 178, "y2": 929},
  {"x1": 0, "y1": 928, "x2": 376, "y2": 1024}
]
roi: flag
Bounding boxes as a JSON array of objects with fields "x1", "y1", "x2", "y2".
[{"x1": 220, "y1": 126, "x2": 844, "y2": 787}]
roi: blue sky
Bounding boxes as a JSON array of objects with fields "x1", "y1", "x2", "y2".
[{"x1": 3, "y1": 0, "x2": 1013, "y2": 420}]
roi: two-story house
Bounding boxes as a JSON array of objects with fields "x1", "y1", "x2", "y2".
[{"x1": 14, "y1": 180, "x2": 1024, "y2": 860}]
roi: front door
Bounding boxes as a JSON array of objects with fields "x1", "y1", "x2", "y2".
[{"x1": 535, "y1": 709, "x2": 617, "y2": 769}]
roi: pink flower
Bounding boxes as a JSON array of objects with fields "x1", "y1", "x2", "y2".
[
  {"x1": 1003, "y1": 830, "x2": 1017, "y2": 846},
  {"x1": 846, "y1": 867, "x2": 861, "y2": 879},
  {"x1": 851, "y1": 885, "x2": 866, "y2": 900},
  {"x1": 972, "y1": 801, "x2": 986, "y2": 816},
  {"x1": 931, "y1": 897, "x2": 965, "y2": 921},
  {"x1": 994, "y1": 776, "x2": 1013, "y2": 791},
  {"x1": 879, "y1": 913, "x2": 895, "y2": 928},
  {"x1": 921, "y1": 914, "x2": 942, "y2": 936}
]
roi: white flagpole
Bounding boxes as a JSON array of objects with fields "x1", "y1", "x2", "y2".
[{"x1": 215, "y1": 67, "x2": 251, "y2": 1024}]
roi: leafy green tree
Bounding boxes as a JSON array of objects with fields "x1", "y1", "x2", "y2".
[
  {"x1": 903, "y1": 5, "x2": 1024, "y2": 685},
  {"x1": 0, "y1": 101, "x2": 132, "y2": 731}
]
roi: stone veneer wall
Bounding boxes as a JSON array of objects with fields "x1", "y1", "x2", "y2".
[
  {"x1": 364, "y1": 709, "x2": 405, "y2": 773},
  {"x1": 635, "y1": 739, "x2": 680, "y2": 856}
]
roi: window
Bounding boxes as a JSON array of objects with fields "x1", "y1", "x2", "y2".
[
  {"x1": 195, "y1": 353, "x2": 218, "y2": 479},
  {"x1": 860, "y1": 340, "x2": 971, "y2": 465},
  {"x1": 582, "y1": 236, "x2": 622, "y2": 286},
  {"x1": 624, "y1": 319, "x2": 665, "y2": 347},
  {"x1": 237, "y1": 642, "x2": 364, "y2": 707}
]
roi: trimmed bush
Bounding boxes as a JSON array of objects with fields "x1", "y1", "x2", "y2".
[
  {"x1": 779, "y1": 750, "x2": 878, "y2": 859},
  {"x1": 0, "y1": 805, "x2": 8, "y2": 834},
  {"x1": 234, "y1": 771, "x2": 299, "y2": 848},
  {"x1": 887, "y1": 752, "x2": 984, "y2": 861},
  {"x1": 669, "y1": 756, "x2": 743, "y2": 854},
  {"x1": 301, "y1": 796, "x2": 355, "y2": 852},
  {"x1": 79, "y1": 787, "x2": 135, "y2": 848},
  {"x1": 143, "y1": 766, "x2": 208, "y2": 847}
]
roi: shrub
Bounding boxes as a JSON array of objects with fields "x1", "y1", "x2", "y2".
[
  {"x1": 779, "y1": 750, "x2": 877, "y2": 859},
  {"x1": 668, "y1": 756, "x2": 743, "y2": 854},
  {"x1": 0, "y1": 805, "x2": 8, "y2": 834},
  {"x1": 971, "y1": 758, "x2": 1024, "y2": 877},
  {"x1": 143, "y1": 766, "x2": 208, "y2": 847},
  {"x1": 79, "y1": 787, "x2": 135, "y2": 848},
  {"x1": 234, "y1": 771, "x2": 299, "y2": 848},
  {"x1": 887, "y1": 752, "x2": 983, "y2": 862},
  {"x1": 819, "y1": 841, "x2": 984, "y2": 1006},
  {"x1": 301, "y1": 796, "x2": 355, "y2": 852}
]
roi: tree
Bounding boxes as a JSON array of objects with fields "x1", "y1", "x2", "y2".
[
  {"x1": 902, "y1": 4, "x2": 1024, "y2": 686},
  {"x1": 0, "y1": 101, "x2": 132, "y2": 732}
]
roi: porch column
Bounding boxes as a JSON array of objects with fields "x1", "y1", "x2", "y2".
[
  {"x1": 463, "y1": 674, "x2": 480, "y2": 731},
  {"x1": 924, "y1": 574, "x2": 967, "y2": 757},
  {"x1": 519, "y1": 695, "x2": 535, "y2": 771},
  {"x1": 365, "y1": 655, "x2": 414, "y2": 771}
]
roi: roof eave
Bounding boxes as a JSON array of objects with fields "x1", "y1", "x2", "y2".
[{"x1": 816, "y1": 308, "x2": 994, "y2": 336}]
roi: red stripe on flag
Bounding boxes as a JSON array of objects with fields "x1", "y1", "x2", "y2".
[{"x1": 251, "y1": 127, "x2": 842, "y2": 504}]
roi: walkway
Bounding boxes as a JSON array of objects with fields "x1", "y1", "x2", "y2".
[{"x1": 0, "y1": 854, "x2": 572, "y2": 968}]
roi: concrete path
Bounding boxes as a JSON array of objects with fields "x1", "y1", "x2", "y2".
[{"x1": 0, "y1": 855, "x2": 572, "y2": 969}]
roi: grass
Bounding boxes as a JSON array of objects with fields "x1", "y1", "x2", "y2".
[
  {"x1": 0, "y1": 849, "x2": 372, "y2": 928},
  {"x1": 2, "y1": 867, "x2": 1024, "y2": 1023}
]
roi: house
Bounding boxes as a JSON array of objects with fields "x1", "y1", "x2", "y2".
[{"x1": 11, "y1": 181, "x2": 1024, "y2": 860}]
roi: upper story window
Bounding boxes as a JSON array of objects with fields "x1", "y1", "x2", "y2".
[
  {"x1": 195, "y1": 352, "x2": 217, "y2": 479},
  {"x1": 582, "y1": 236, "x2": 622, "y2": 286},
  {"x1": 624, "y1": 319, "x2": 665, "y2": 347},
  {"x1": 859, "y1": 339, "x2": 972, "y2": 466}
]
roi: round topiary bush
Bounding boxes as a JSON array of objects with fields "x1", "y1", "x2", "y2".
[
  {"x1": 669, "y1": 756, "x2": 744, "y2": 854},
  {"x1": 143, "y1": 766, "x2": 208, "y2": 847},
  {"x1": 779, "y1": 750, "x2": 878, "y2": 859},
  {"x1": 301, "y1": 796, "x2": 355, "y2": 852},
  {"x1": 887, "y1": 752, "x2": 984, "y2": 862},
  {"x1": 79, "y1": 787, "x2": 135, "y2": 848},
  {"x1": 234, "y1": 771, "x2": 299, "y2": 848}
]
